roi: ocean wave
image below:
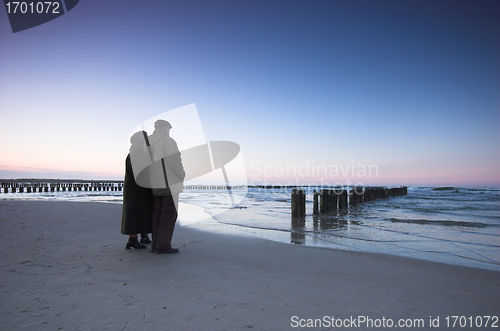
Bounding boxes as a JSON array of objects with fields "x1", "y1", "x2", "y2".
[
  {"x1": 388, "y1": 218, "x2": 497, "y2": 228},
  {"x1": 432, "y1": 187, "x2": 457, "y2": 191}
]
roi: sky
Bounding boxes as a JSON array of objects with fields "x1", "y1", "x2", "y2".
[{"x1": 0, "y1": 0, "x2": 499, "y2": 186}]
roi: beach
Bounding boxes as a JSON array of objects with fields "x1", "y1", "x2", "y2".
[{"x1": 1, "y1": 200, "x2": 499, "y2": 330}]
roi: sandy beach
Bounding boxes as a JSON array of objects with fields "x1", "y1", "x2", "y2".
[{"x1": 1, "y1": 200, "x2": 499, "y2": 330}]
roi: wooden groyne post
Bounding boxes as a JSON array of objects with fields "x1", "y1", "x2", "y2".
[
  {"x1": 291, "y1": 189, "x2": 306, "y2": 218},
  {"x1": 319, "y1": 189, "x2": 338, "y2": 213},
  {"x1": 349, "y1": 186, "x2": 365, "y2": 205},
  {"x1": 292, "y1": 186, "x2": 407, "y2": 216},
  {"x1": 388, "y1": 187, "x2": 407, "y2": 197},
  {"x1": 317, "y1": 189, "x2": 347, "y2": 215},
  {"x1": 338, "y1": 189, "x2": 348, "y2": 209},
  {"x1": 313, "y1": 190, "x2": 319, "y2": 215}
]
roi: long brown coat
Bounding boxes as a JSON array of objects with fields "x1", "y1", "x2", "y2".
[{"x1": 121, "y1": 154, "x2": 154, "y2": 235}]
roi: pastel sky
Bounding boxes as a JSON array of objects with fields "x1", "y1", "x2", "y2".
[{"x1": 0, "y1": 0, "x2": 499, "y2": 186}]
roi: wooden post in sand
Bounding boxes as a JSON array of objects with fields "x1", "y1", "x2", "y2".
[{"x1": 291, "y1": 189, "x2": 306, "y2": 218}]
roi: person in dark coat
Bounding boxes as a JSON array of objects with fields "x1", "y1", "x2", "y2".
[
  {"x1": 121, "y1": 131, "x2": 154, "y2": 249},
  {"x1": 148, "y1": 120, "x2": 185, "y2": 254}
]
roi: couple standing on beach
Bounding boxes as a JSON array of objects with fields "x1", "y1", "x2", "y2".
[{"x1": 121, "y1": 119, "x2": 185, "y2": 254}]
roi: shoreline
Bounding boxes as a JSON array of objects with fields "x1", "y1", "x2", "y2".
[
  {"x1": 2, "y1": 195, "x2": 499, "y2": 272},
  {"x1": 1, "y1": 200, "x2": 499, "y2": 330}
]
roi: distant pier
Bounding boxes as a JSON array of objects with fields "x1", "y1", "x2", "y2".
[
  {"x1": 1, "y1": 181, "x2": 123, "y2": 193},
  {"x1": 0, "y1": 181, "x2": 248, "y2": 193}
]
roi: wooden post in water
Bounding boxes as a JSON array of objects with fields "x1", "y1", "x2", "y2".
[
  {"x1": 324, "y1": 190, "x2": 331, "y2": 212},
  {"x1": 325, "y1": 189, "x2": 331, "y2": 213},
  {"x1": 338, "y1": 190, "x2": 348, "y2": 209},
  {"x1": 358, "y1": 187, "x2": 365, "y2": 203},
  {"x1": 364, "y1": 188, "x2": 371, "y2": 202},
  {"x1": 330, "y1": 189, "x2": 338, "y2": 212},
  {"x1": 291, "y1": 189, "x2": 299, "y2": 217},
  {"x1": 313, "y1": 190, "x2": 319, "y2": 215},
  {"x1": 319, "y1": 189, "x2": 326, "y2": 214},
  {"x1": 291, "y1": 189, "x2": 306, "y2": 218},
  {"x1": 298, "y1": 189, "x2": 304, "y2": 217}
]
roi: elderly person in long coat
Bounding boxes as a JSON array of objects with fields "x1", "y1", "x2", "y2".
[
  {"x1": 121, "y1": 131, "x2": 154, "y2": 249},
  {"x1": 147, "y1": 120, "x2": 185, "y2": 254}
]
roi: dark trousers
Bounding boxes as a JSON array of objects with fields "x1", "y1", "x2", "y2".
[{"x1": 152, "y1": 194, "x2": 178, "y2": 251}]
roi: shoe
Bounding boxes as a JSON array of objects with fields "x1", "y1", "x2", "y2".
[
  {"x1": 125, "y1": 237, "x2": 147, "y2": 250},
  {"x1": 155, "y1": 247, "x2": 179, "y2": 254},
  {"x1": 150, "y1": 248, "x2": 156, "y2": 253},
  {"x1": 140, "y1": 234, "x2": 152, "y2": 245}
]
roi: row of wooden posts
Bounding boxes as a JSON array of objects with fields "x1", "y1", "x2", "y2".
[
  {"x1": 291, "y1": 186, "x2": 408, "y2": 217},
  {"x1": 1, "y1": 182, "x2": 247, "y2": 193},
  {"x1": 0, "y1": 182, "x2": 122, "y2": 193},
  {"x1": 183, "y1": 185, "x2": 246, "y2": 190}
]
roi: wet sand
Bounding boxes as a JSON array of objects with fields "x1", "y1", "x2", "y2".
[{"x1": 0, "y1": 200, "x2": 499, "y2": 330}]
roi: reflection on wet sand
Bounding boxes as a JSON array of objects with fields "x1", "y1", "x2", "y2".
[
  {"x1": 290, "y1": 217, "x2": 306, "y2": 244},
  {"x1": 290, "y1": 213, "x2": 359, "y2": 245}
]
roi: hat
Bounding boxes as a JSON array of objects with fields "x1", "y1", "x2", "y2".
[
  {"x1": 155, "y1": 119, "x2": 172, "y2": 129},
  {"x1": 130, "y1": 131, "x2": 146, "y2": 144}
]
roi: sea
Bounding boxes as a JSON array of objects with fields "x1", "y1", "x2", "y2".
[{"x1": 2, "y1": 185, "x2": 499, "y2": 271}]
